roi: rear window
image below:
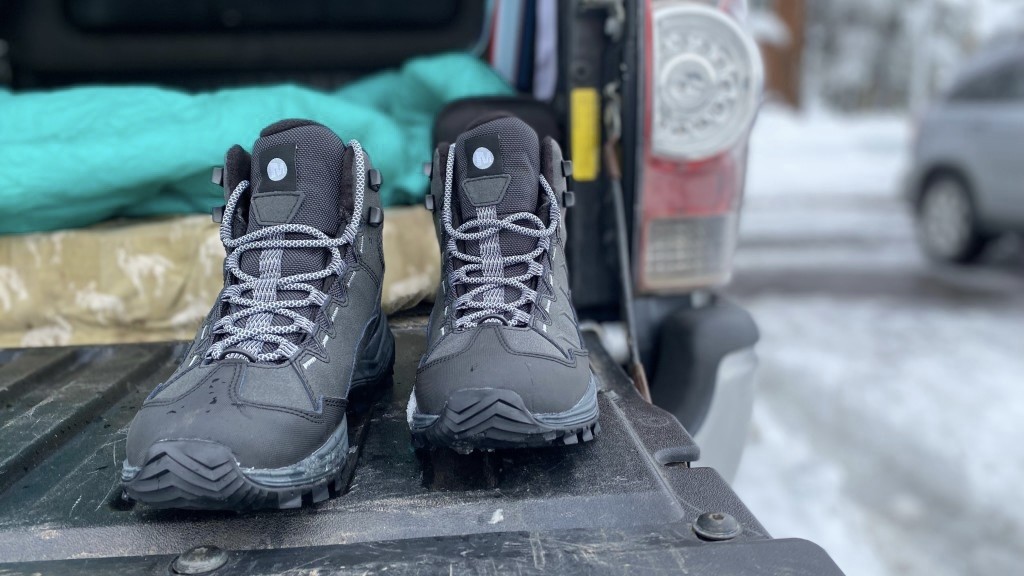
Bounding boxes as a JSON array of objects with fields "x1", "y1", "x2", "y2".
[{"x1": 949, "y1": 58, "x2": 1024, "y2": 102}]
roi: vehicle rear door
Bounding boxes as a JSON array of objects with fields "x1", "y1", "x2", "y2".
[
  {"x1": 945, "y1": 58, "x2": 1024, "y2": 225},
  {"x1": 990, "y1": 61, "x2": 1024, "y2": 226}
]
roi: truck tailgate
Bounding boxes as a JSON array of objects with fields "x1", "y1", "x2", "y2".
[{"x1": 0, "y1": 317, "x2": 841, "y2": 574}]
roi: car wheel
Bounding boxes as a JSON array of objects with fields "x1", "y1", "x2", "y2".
[{"x1": 916, "y1": 175, "x2": 988, "y2": 263}]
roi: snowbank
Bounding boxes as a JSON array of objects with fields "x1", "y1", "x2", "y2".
[
  {"x1": 745, "y1": 106, "x2": 910, "y2": 199},
  {"x1": 733, "y1": 294, "x2": 1024, "y2": 576}
]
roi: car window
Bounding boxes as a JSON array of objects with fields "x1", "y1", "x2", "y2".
[{"x1": 947, "y1": 57, "x2": 1024, "y2": 102}]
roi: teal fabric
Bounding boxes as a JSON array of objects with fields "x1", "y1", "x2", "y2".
[{"x1": 0, "y1": 53, "x2": 512, "y2": 234}]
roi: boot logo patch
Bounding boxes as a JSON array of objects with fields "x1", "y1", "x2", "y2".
[
  {"x1": 267, "y1": 158, "x2": 288, "y2": 181},
  {"x1": 258, "y1": 144, "x2": 296, "y2": 192},
  {"x1": 472, "y1": 147, "x2": 495, "y2": 170},
  {"x1": 464, "y1": 133, "x2": 502, "y2": 178}
]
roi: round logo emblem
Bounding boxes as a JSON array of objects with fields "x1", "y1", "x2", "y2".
[
  {"x1": 472, "y1": 147, "x2": 495, "y2": 170},
  {"x1": 267, "y1": 158, "x2": 288, "y2": 181}
]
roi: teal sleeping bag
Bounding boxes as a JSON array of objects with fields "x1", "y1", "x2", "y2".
[{"x1": 0, "y1": 53, "x2": 512, "y2": 234}]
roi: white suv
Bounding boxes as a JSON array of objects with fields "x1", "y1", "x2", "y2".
[{"x1": 907, "y1": 42, "x2": 1024, "y2": 263}]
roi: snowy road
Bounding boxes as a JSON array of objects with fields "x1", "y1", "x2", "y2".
[{"x1": 729, "y1": 192, "x2": 1024, "y2": 576}]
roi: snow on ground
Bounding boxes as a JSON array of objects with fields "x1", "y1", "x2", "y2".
[
  {"x1": 734, "y1": 294, "x2": 1024, "y2": 576},
  {"x1": 730, "y1": 106, "x2": 1024, "y2": 576},
  {"x1": 745, "y1": 105, "x2": 909, "y2": 199}
]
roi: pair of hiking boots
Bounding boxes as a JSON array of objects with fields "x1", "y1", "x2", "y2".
[{"x1": 120, "y1": 115, "x2": 599, "y2": 510}]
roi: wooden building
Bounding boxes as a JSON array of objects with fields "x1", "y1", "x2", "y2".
[{"x1": 752, "y1": 0, "x2": 806, "y2": 107}]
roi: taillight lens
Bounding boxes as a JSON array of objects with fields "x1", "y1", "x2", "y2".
[
  {"x1": 650, "y1": 1, "x2": 761, "y2": 159},
  {"x1": 637, "y1": 0, "x2": 762, "y2": 294}
]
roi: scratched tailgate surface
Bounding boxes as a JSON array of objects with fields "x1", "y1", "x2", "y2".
[{"x1": 0, "y1": 321, "x2": 842, "y2": 575}]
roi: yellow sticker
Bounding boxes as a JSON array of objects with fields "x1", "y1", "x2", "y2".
[{"x1": 570, "y1": 88, "x2": 601, "y2": 181}]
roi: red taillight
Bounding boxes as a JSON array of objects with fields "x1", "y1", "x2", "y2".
[{"x1": 636, "y1": 0, "x2": 761, "y2": 293}]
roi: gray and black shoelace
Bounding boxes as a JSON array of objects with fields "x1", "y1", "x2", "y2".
[
  {"x1": 441, "y1": 143, "x2": 561, "y2": 329},
  {"x1": 206, "y1": 140, "x2": 366, "y2": 362}
]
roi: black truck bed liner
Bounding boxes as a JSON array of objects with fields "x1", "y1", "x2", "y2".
[{"x1": 0, "y1": 318, "x2": 841, "y2": 574}]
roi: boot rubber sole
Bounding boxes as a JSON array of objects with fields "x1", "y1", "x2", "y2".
[
  {"x1": 120, "y1": 424, "x2": 351, "y2": 511},
  {"x1": 408, "y1": 375, "x2": 600, "y2": 453}
]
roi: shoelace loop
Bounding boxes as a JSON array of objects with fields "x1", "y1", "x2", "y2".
[
  {"x1": 205, "y1": 140, "x2": 367, "y2": 362},
  {"x1": 441, "y1": 143, "x2": 561, "y2": 330}
]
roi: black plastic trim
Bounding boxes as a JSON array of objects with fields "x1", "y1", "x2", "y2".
[{"x1": 648, "y1": 296, "x2": 760, "y2": 433}]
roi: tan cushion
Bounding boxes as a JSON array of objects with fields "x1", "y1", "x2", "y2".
[{"x1": 0, "y1": 207, "x2": 438, "y2": 348}]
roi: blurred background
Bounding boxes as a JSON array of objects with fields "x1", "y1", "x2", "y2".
[
  {"x1": 733, "y1": 1, "x2": 1024, "y2": 575},
  {"x1": 0, "y1": 1, "x2": 1021, "y2": 574}
]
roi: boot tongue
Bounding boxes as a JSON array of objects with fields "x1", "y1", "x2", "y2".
[
  {"x1": 452, "y1": 116, "x2": 542, "y2": 321},
  {"x1": 246, "y1": 120, "x2": 348, "y2": 237},
  {"x1": 455, "y1": 116, "x2": 541, "y2": 221},
  {"x1": 233, "y1": 120, "x2": 351, "y2": 356},
  {"x1": 240, "y1": 120, "x2": 350, "y2": 281}
]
